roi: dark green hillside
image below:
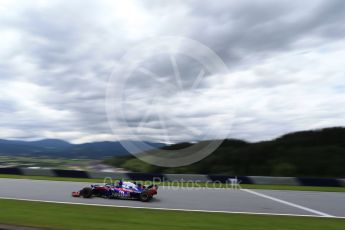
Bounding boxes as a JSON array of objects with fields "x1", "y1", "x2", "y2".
[{"x1": 104, "y1": 127, "x2": 345, "y2": 177}]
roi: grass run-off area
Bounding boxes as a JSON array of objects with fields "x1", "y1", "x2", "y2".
[
  {"x1": 0, "y1": 199, "x2": 344, "y2": 230},
  {"x1": 0, "y1": 173, "x2": 344, "y2": 192}
]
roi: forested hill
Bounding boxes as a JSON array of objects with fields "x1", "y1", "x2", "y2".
[{"x1": 104, "y1": 127, "x2": 345, "y2": 177}]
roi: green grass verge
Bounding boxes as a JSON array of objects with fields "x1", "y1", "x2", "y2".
[
  {"x1": 0, "y1": 199, "x2": 344, "y2": 230},
  {"x1": 1, "y1": 173, "x2": 345, "y2": 192}
]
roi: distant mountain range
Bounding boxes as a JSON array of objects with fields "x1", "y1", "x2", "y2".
[{"x1": 0, "y1": 139, "x2": 164, "y2": 159}]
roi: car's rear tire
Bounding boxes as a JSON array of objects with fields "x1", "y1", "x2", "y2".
[
  {"x1": 139, "y1": 191, "x2": 152, "y2": 202},
  {"x1": 80, "y1": 187, "x2": 93, "y2": 198}
]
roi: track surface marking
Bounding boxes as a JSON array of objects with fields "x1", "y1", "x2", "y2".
[{"x1": 242, "y1": 189, "x2": 333, "y2": 217}]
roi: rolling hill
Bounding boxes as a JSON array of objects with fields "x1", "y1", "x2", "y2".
[
  {"x1": 104, "y1": 127, "x2": 345, "y2": 177},
  {"x1": 0, "y1": 139, "x2": 164, "y2": 159}
]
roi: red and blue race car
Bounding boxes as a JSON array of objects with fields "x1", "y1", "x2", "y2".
[{"x1": 72, "y1": 181, "x2": 158, "y2": 202}]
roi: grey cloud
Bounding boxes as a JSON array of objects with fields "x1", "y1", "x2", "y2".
[
  {"x1": 183, "y1": 0, "x2": 345, "y2": 69},
  {"x1": 0, "y1": 0, "x2": 344, "y2": 143}
]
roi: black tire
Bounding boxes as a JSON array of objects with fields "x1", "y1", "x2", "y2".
[
  {"x1": 80, "y1": 187, "x2": 93, "y2": 198},
  {"x1": 139, "y1": 191, "x2": 152, "y2": 202}
]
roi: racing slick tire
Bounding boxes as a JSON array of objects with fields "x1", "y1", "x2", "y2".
[
  {"x1": 80, "y1": 187, "x2": 93, "y2": 198},
  {"x1": 139, "y1": 191, "x2": 152, "y2": 202}
]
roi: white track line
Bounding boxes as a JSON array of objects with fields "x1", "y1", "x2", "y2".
[
  {"x1": 241, "y1": 189, "x2": 334, "y2": 217},
  {"x1": 0, "y1": 196, "x2": 344, "y2": 219}
]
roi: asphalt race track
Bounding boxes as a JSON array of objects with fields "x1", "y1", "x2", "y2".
[{"x1": 0, "y1": 178, "x2": 344, "y2": 218}]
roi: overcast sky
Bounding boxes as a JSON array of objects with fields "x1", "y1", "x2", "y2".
[{"x1": 1, "y1": 0, "x2": 345, "y2": 144}]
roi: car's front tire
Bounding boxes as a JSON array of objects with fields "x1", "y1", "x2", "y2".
[{"x1": 79, "y1": 187, "x2": 93, "y2": 198}]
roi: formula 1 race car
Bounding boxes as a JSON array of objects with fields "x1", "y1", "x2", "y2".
[{"x1": 72, "y1": 181, "x2": 158, "y2": 202}]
